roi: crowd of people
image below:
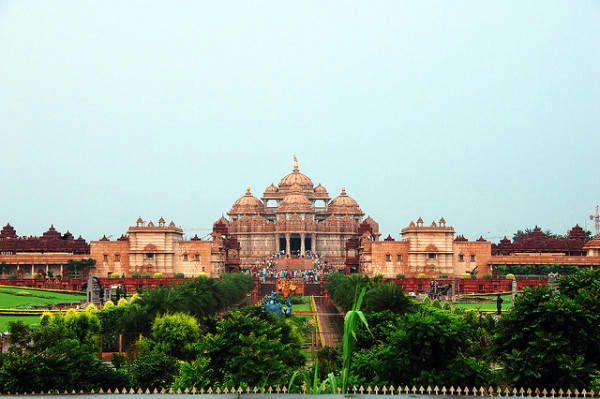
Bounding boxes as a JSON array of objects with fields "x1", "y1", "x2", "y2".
[{"x1": 250, "y1": 252, "x2": 331, "y2": 283}]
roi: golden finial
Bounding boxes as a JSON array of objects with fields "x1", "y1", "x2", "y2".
[
  {"x1": 293, "y1": 154, "x2": 298, "y2": 171},
  {"x1": 246, "y1": 186, "x2": 251, "y2": 194}
]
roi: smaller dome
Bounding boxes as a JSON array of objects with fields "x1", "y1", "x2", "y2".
[
  {"x1": 279, "y1": 183, "x2": 312, "y2": 212},
  {"x1": 264, "y1": 183, "x2": 278, "y2": 194},
  {"x1": 314, "y1": 183, "x2": 328, "y2": 195},
  {"x1": 329, "y1": 187, "x2": 362, "y2": 215},
  {"x1": 230, "y1": 187, "x2": 265, "y2": 214}
]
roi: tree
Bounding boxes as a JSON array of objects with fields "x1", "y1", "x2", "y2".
[
  {"x1": 0, "y1": 262, "x2": 8, "y2": 277},
  {"x1": 151, "y1": 313, "x2": 199, "y2": 361},
  {"x1": 493, "y1": 269, "x2": 600, "y2": 389},
  {"x1": 66, "y1": 258, "x2": 96, "y2": 278},
  {"x1": 0, "y1": 308, "x2": 128, "y2": 393},
  {"x1": 362, "y1": 281, "x2": 413, "y2": 314},
  {"x1": 351, "y1": 304, "x2": 493, "y2": 387},
  {"x1": 175, "y1": 306, "x2": 304, "y2": 389},
  {"x1": 326, "y1": 272, "x2": 371, "y2": 312},
  {"x1": 126, "y1": 341, "x2": 180, "y2": 391}
]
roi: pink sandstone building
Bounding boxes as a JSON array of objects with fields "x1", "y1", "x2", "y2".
[{"x1": 1, "y1": 160, "x2": 600, "y2": 279}]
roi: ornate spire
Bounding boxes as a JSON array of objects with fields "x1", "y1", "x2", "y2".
[{"x1": 293, "y1": 154, "x2": 298, "y2": 171}]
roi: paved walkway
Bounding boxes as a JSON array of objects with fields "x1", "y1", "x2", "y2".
[{"x1": 312, "y1": 295, "x2": 344, "y2": 347}]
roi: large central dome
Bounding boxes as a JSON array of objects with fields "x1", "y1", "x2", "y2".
[{"x1": 278, "y1": 160, "x2": 314, "y2": 191}]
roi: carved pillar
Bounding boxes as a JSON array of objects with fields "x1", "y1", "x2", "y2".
[
  {"x1": 300, "y1": 233, "x2": 306, "y2": 256},
  {"x1": 312, "y1": 234, "x2": 317, "y2": 253},
  {"x1": 275, "y1": 233, "x2": 280, "y2": 254},
  {"x1": 285, "y1": 233, "x2": 291, "y2": 255}
]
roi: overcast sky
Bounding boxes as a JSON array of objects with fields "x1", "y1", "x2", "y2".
[{"x1": 1, "y1": 1, "x2": 599, "y2": 243}]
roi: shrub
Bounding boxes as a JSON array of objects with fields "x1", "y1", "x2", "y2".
[
  {"x1": 439, "y1": 273, "x2": 449, "y2": 278},
  {"x1": 109, "y1": 272, "x2": 121, "y2": 279},
  {"x1": 482, "y1": 274, "x2": 492, "y2": 279},
  {"x1": 153, "y1": 272, "x2": 163, "y2": 278},
  {"x1": 505, "y1": 273, "x2": 515, "y2": 280},
  {"x1": 417, "y1": 273, "x2": 427, "y2": 279},
  {"x1": 461, "y1": 273, "x2": 472, "y2": 279},
  {"x1": 132, "y1": 272, "x2": 142, "y2": 278},
  {"x1": 111, "y1": 353, "x2": 127, "y2": 370},
  {"x1": 174, "y1": 272, "x2": 185, "y2": 278},
  {"x1": 103, "y1": 300, "x2": 115, "y2": 309},
  {"x1": 396, "y1": 273, "x2": 405, "y2": 279}
]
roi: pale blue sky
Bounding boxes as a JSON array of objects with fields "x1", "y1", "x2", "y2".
[{"x1": 1, "y1": 1, "x2": 599, "y2": 242}]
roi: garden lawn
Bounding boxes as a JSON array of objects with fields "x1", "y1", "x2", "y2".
[
  {"x1": 0, "y1": 286, "x2": 85, "y2": 309},
  {"x1": 0, "y1": 315, "x2": 41, "y2": 331},
  {"x1": 453, "y1": 294, "x2": 513, "y2": 313}
]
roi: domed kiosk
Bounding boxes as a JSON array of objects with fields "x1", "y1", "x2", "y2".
[{"x1": 217, "y1": 157, "x2": 380, "y2": 267}]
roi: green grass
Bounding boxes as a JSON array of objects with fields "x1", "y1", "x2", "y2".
[
  {"x1": 0, "y1": 315, "x2": 42, "y2": 332},
  {"x1": 0, "y1": 286, "x2": 85, "y2": 330},
  {"x1": 0, "y1": 286, "x2": 85, "y2": 309},
  {"x1": 291, "y1": 297, "x2": 313, "y2": 312},
  {"x1": 453, "y1": 294, "x2": 513, "y2": 312}
]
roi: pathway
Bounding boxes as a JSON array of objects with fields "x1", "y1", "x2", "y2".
[{"x1": 312, "y1": 295, "x2": 345, "y2": 347}]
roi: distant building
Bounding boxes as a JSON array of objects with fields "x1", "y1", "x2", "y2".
[
  {"x1": 90, "y1": 217, "x2": 219, "y2": 278},
  {"x1": 351, "y1": 217, "x2": 492, "y2": 278},
  {"x1": 0, "y1": 223, "x2": 89, "y2": 278}
]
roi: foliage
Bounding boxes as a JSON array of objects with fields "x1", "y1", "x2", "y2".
[
  {"x1": 495, "y1": 264, "x2": 580, "y2": 276},
  {"x1": 175, "y1": 306, "x2": 304, "y2": 389},
  {"x1": 493, "y1": 269, "x2": 600, "y2": 389},
  {"x1": 125, "y1": 344, "x2": 180, "y2": 391},
  {"x1": 66, "y1": 258, "x2": 96, "y2": 278},
  {"x1": 341, "y1": 286, "x2": 371, "y2": 393},
  {"x1": 151, "y1": 312, "x2": 199, "y2": 361},
  {"x1": 351, "y1": 303, "x2": 494, "y2": 387},
  {"x1": 362, "y1": 281, "x2": 413, "y2": 314},
  {"x1": 326, "y1": 272, "x2": 370, "y2": 312},
  {"x1": 0, "y1": 309, "x2": 128, "y2": 393},
  {"x1": 103, "y1": 300, "x2": 115, "y2": 309},
  {"x1": 112, "y1": 273, "x2": 254, "y2": 335}
]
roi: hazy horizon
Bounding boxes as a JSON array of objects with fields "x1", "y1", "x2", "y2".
[{"x1": 1, "y1": 1, "x2": 598, "y2": 242}]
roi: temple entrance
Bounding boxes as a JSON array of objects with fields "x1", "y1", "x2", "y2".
[
  {"x1": 279, "y1": 237, "x2": 286, "y2": 254},
  {"x1": 304, "y1": 237, "x2": 312, "y2": 254},
  {"x1": 279, "y1": 234, "x2": 313, "y2": 257},
  {"x1": 290, "y1": 235, "x2": 301, "y2": 256}
]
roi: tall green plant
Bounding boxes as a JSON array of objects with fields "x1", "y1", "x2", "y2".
[{"x1": 341, "y1": 286, "x2": 371, "y2": 393}]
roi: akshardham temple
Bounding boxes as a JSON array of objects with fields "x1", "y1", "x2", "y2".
[
  {"x1": 220, "y1": 158, "x2": 380, "y2": 268},
  {"x1": 1, "y1": 159, "x2": 600, "y2": 280}
]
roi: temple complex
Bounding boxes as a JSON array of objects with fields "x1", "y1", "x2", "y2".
[
  {"x1": 1, "y1": 159, "x2": 600, "y2": 280},
  {"x1": 220, "y1": 158, "x2": 380, "y2": 269}
]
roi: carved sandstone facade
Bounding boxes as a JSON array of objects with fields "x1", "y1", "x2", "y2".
[
  {"x1": 90, "y1": 217, "x2": 219, "y2": 278},
  {"x1": 221, "y1": 159, "x2": 380, "y2": 268}
]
